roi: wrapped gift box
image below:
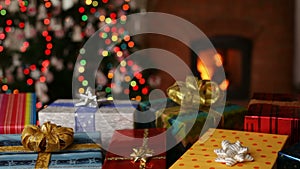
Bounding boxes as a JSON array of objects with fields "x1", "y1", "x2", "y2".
[
  {"x1": 39, "y1": 99, "x2": 138, "y2": 147},
  {"x1": 38, "y1": 99, "x2": 78, "y2": 130},
  {"x1": 134, "y1": 98, "x2": 179, "y2": 129},
  {"x1": 277, "y1": 142, "x2": 300, "y2": 169},
  {"x1": 170, "y1": 128, "x2": 288, "y2": 169},
  {"x1": 0, "y1": 93, "x2": 36, "y2": 134},
  {"x1": 102, "y1": 128, "x2": 166, "y2": 169},
  {"x1": 0, "y1": 132, "x2": 103, "y2": 168},
  {"x1": 155, "y1": 104, "x2": 247, "y2": 147},
  {"x1": 249, "y1": 92, "x2": 300, "y2": 108},
  {"x1": 251, "y1": 92, "x2": 300, "y2": 102},
  {"x1": 245, "y1": 103, "x2": 300, "y2": 145}
]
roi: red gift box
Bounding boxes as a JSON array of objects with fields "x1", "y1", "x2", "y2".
[
  {"x1": 102, "y1": 128, "x2": 166, "y2": 169},
  {"x1": 0, "y1": 93, "x2": 36, "y2": 134},
  {"x1": 245, "y1": 105, "x2": 300, "y2": 145},
  {"x1": 244, "y1": 116, "x2": 300, "y2": 143}
]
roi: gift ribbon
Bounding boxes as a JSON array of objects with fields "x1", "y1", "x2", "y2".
[
  {"x1": 167, "y1": 76, "x2": 222, "y2": 110},
  {"x1": 21, "y1": 121, "x2": 74, "y2": 152},
  {"x1": 21, "y1": 121, "x2": 74, "y2": 168},
  {"x1": 75, "y1": 87, "x2": 98, "y2": 108},
  {"x1": 0, "y1": 143, "x2": 102, "y2": 168},
  {"x1": 46, "y1": 102, "x2": 97, "y2": 132},
  {"x1": 105, "y1": 129, "x2": 165, "y2": 169},
  {"x1": 214, "y1": 140, "x2": 254, "y2": 166},
  {"x1": 9, "y1": 121, "x2": 102, "y2": 169},
  {"x1": 130, "y1": 129, "x2": 154, "y2": 167}
]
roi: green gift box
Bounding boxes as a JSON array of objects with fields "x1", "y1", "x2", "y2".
[{"x1": 155, "y1": 104, "x2": 247, "y2": 147}]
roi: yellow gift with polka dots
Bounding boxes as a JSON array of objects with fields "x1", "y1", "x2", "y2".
[{"x1": 170, "y1": 128, "x2": 288, "y2": 169}]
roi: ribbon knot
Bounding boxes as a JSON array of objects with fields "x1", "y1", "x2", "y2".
[
  {"x1": 75, "y1": 87, "x2": 98, "y2": 108},
  {"x1": 21, "y1": 121, "x2": 74, "y2": 152},
  {"x1": 130, "y1": 146, "x2": 154, "y2": 163},
  {"x1": 167, "y1": 76, "x2": 222, "y2": 109},
  {"x1": 214, "y1": 140, "x2": 254, "y2": 166},
  {"x1": 130, "y1": 129, "x2": 154, "y2": 169}
]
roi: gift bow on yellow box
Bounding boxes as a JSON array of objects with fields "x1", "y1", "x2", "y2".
[{"x1": 0, "y1": 122, "x2": 101, "y2": 169}]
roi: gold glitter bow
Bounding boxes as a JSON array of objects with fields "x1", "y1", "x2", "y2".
[
  {"x1": 214, "y1": 140, "x2": 254, "y2": 166},
  {"x1": 167, "y1": 76, "x2": 221, "y2": 109},
  {"x1": 21, "y1": 121, "x2": 74, "y2": 152},
  {"x1": 21, "y1": 121, "x2": 74, "y2": 168}
]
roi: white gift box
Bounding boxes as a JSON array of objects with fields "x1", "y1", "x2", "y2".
[{"x1": 38, "y1": 99, "x2": 138, "y2": 147}]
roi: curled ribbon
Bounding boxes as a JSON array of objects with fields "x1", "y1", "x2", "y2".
[
  {"x1": 21, "y1": 121, "x2": 74, "y2": 152},
  {"x1": 214, "y1": 140, "x2": 254, "y2": 166},
  {"x1": 167, "y1": 76, "x2": 222, "y2": 109}
]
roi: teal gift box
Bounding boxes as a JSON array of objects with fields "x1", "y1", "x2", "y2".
[
  {"x1": 0, "y1": 132, "x2": 103, "y2": 168},
  {"x1": 152, "y1": 100, "x2": 247, "y2": 147}
]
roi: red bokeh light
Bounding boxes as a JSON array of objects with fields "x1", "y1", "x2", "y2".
[
  {"x1": 78, "y1": 7, "x2": 85, "y2": 13},
  {"x1": 142, "y1": 87, "x2": 149, "y2": 95},
  {"x1": 39, "y1": 76, "x2": 46, "y2": 83},
  {"x1": 27, "y1": 79, "x2": 34, "y2": 85},
  {"x1": 23, "y1": 68, "x2": 30, "y2": 75}
]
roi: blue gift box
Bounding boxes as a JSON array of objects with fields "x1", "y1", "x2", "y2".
[
  {"x1": 277, "y1": 142, "x2": 300, "y2": 169},
  {"x1": 0, "y1": 132, "x2": 103, "y2": 168}
]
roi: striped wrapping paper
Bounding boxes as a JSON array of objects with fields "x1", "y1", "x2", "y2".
[
  {"x1": 244, "y1": 104, "x2": 300, "y2": 145},
  {"x1": 0, "y1": 93, "x2": 36, "y2": 134}
]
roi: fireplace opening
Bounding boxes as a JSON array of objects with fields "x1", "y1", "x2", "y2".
[{"x1": 191, "y1": 35, "x2": 252, "y2": 100}]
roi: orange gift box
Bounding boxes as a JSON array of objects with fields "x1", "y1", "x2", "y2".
[{"x1": 170, "y1": 128, "x2": 288, "y2": 169}]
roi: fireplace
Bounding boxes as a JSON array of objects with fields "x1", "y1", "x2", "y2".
[{"x1": 191, "y1": 35, "x2": 252, "y2": 100}]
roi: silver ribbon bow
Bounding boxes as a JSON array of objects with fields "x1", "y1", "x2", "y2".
[
  {"x1": 75, "y1": 87, "x2": 98, "y2": 108},
  {"x1": 214, "y1": 140, "x2": 254, "y2": 166}
]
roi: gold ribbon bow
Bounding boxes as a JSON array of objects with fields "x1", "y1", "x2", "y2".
[
  {"x1": 105, "y1": 129, "x2": 165, "y2": 169},
  {"x1": 167, "y1": 76, "x2": 222, "y2": 109},
  {"x1": 21, "y1": 121, "x2": 74, "y2": 168},
  {"x1": 130, "y1": 129, "x2": 154, "y2": 169}
]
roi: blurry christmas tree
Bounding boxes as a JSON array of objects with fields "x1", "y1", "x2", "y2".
[{"x1": 0, "y1": 0, "x2": 158, "y2": 109}]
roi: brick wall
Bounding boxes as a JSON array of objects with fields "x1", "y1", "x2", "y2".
[{"x1": 144, "y1": 0, "x2": 294, "y2": 99}]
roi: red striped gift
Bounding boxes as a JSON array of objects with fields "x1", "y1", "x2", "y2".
[
  {"x1": 0, "y1": 93, "x2": 36, "y2": 134},
  {"x1": 245, "y1": 93, "x2": 300, "y2": 145}
]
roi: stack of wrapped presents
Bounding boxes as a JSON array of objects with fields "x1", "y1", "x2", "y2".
[{"x1": 1, "y1": 78, "x2": 300, "y2": 168}]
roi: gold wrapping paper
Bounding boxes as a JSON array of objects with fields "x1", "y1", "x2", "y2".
[{"x1": 167, "y1": 76, "x2": 222, "y2": 109}]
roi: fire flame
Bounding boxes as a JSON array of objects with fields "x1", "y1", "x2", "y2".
[
  {"x1": 197, "y1": 59, "x2": 211, "y2": 80},
  {"x1": 197, "y1": 52, "x2": 229, "y2": 90}
]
